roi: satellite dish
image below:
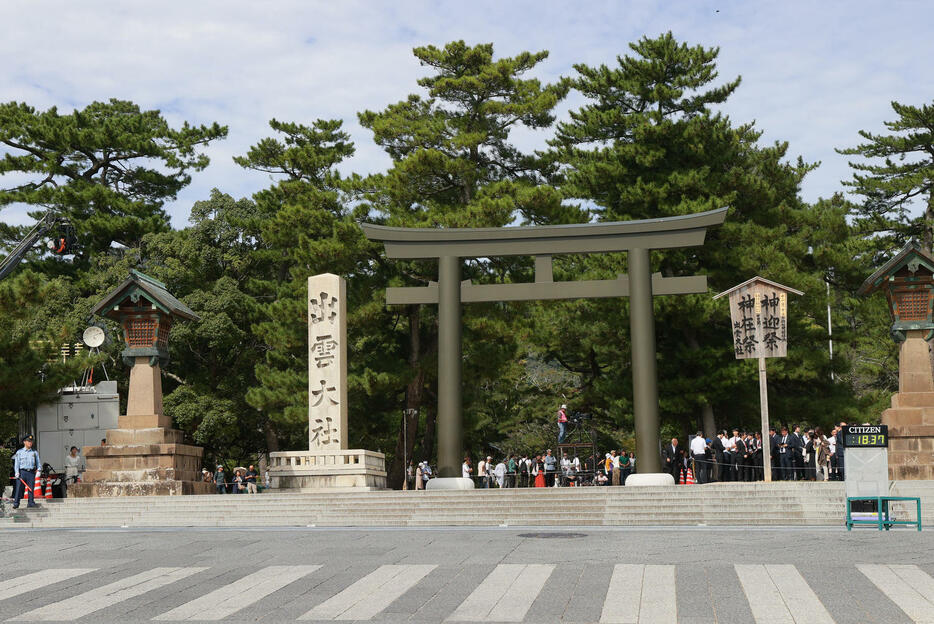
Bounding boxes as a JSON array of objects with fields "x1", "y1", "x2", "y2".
[{"x1": 82, "y1": 326, "x2": 106, "y2": 348}]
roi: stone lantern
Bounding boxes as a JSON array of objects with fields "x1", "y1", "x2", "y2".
[
  {"x1": 71, "y1": 270, "x2": 213, "y2": 496},
  {"x1": 859, "y1": 241, "x2": 934, "y2": 479}
]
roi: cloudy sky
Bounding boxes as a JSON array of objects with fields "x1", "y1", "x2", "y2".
[{"x1": 1, "y1": 1, "x2": 932, "y2": 228}]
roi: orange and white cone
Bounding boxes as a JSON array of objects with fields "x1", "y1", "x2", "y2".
[
  {"x1": 44, "y1": 477, "x2": 53, "y2": 499},
  {"x1": 686, "y1": 468, "x2": 695, "y2": 485},
  {"x1": 33, "y1": 476, "x2": 43, "y2": 501},
  {"x1": 679, "y1": 470, "x2": 685, "y2": 485}
]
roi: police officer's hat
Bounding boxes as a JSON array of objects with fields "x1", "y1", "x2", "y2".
[{"x1": 22, "y1": 434, "x2": 34, "y2": 444}]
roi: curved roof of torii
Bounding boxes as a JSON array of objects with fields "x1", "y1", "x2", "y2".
[{"x1": 361, "y1": 207, "x2": 728, "y2": 259}]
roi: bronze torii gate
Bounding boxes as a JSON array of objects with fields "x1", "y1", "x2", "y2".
[{"x1": 362, "y1": 207, "x2": 727, "y2": 478}]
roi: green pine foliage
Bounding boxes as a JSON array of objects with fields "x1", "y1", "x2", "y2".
[
  {"x1": 543, "y1": 33, "x2": 862, "y2": 437},
  {"x1": 235, "y1": 119, "x2": 390, "y2": 452},
  {"x1": 838, "y1": 100, "x2": 934, "y2": 251},
  {"x1": 0, "y1": 99, "x2": 227, "y2": 275},
  {"x1": 357, "y1": 41, "x2": 584, "y2": 481},
  {"x1": 0, "y1": 271, "x2": 87, "y2": 437}
]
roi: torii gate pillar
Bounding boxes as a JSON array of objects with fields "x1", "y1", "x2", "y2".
[
  {"x1": 628, "y1": 248, "x2": 661, "y2": 472},
  {"x1": 438, "y1": 255, "x2": 463, "y2": 477}
]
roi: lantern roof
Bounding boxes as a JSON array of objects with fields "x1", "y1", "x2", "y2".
[
  {"x1": 858, "y1": 240, "x2": 934, "y2": 296},
  {"x1": 712, "y1": 276, "x2": 804, "y2": 300},
  {"x1": 92, "y1": 269, "x2": 199, "y2": 322}
]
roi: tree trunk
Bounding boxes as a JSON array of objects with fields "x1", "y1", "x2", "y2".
[
  {"x1": 702, "y1": 403, "x2": 716, "y2": 438},
  {"x1": 264, "y1": 419, "x2": 280, "y2": 453},
  {"x1": 423, "y1": 406, "x2": 437, "y2": 466},
  {"x1": 682, "y1": 326, "x2": 717, "y2": 437},
  {"x1": 387, "y1": 306, "x2": 425, "y2": 489}
]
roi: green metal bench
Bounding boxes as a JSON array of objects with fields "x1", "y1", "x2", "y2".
[{"x1": 846, "y1": 496, "x2": 922, "y2": 531}]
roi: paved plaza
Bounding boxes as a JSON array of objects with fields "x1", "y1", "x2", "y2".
[{"x1": 0, "y1": 527, "x2": 931, "y2": 622}]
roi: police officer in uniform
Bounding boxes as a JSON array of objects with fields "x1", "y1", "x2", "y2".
[{"x1": 13, "y1": 435, "x2": 41, "y2": 509}]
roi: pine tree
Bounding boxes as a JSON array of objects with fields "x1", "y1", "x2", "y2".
[
  {"x1": 0, "y1": 99, "x2": 227, "y2": 273},
  {"x1": 546, "y1": 33, "x2": 856, "y2": 438},
  {"x1": 837, "y1": 100, "x2": 934, "y2": 252},
  {"x1": 235, "y1": 119, "x2": 385, "y2": 451},
  {"x1": 0, "y1": 271, "x2": 86, "y2": 435},
  {"x1": 358, "y1": 41, "x2": 580, "y2": 483},
  {"x1": 141, "y1": 190, "x2": 268, "y2": 466}
]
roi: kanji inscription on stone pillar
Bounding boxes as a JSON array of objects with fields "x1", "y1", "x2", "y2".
[{"x1": 308, "y1": 273, "x2": 347, "y2": 450}]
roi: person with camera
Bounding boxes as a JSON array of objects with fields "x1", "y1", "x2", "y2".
[{"x1": 557, "y1": 404, "x2": 569, "y2": 443}]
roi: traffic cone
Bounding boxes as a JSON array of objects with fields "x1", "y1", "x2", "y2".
[
  {"x1": 44, "y1": 477, "x2": 53, "y2": 499},
  {"x1": 679, "y1": 470, "x2": 685, "y2": 485},
  {"x1": 686, "y1": 468, "x2": 695, "y2": 485},
  {"x1": 33, "y1": 476, "x2": 43, "y2": 501}
]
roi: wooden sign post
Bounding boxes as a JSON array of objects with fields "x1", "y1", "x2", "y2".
[{"x1": 714, "y1": 277, "x2": 803, "y2": 482}]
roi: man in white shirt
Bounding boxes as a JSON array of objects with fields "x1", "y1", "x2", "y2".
[
  {"x1": 477, "y1": 457, "x2": 487, "y2": 488},
  {"x1": 462, "y1": 457, "x2": 471, "y2": 481},
  {"x1": 690, "y1": 432, "x2": 708, "y2": 484}
]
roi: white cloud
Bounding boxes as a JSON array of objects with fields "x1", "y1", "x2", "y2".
[{"x1": 1, "y1": 0, "x2": 932, "y2": 228}]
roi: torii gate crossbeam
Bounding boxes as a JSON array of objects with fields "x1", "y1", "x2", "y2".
[{"x1": 362, "y1": 207, "x2": 727, "y2": 479}]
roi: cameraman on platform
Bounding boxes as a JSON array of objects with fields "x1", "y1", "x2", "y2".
[{"x1": 557, "y1": 404, "x2": 569, "y2": 443}]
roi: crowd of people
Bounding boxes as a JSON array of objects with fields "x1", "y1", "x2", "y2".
[
  {"x1": 203, "y1": 464, "x2": 267, "y2": 494},
  {"x1": 405, "y1": 447, "x2": 636, "y2": 489},
  {"x1": 406, "y1": 420, "x2": 851, "y2": 489},
  {"x1": 671, "y1": 422, "x2": 849, "y2": 484}
]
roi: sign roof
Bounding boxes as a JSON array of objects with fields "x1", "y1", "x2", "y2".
[{"x1": 712, "y1": 276, "x2": 804, "y2": 300}]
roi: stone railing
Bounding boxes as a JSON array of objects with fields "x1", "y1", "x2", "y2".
[
  {"x1": 268, "y1": 450, "x2": 386, "y2": 474},
  {"x1": 267, "y1": 449, "x2": 387, "y2": 490}
]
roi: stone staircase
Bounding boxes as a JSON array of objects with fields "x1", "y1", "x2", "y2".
[{"x1": 0, "y1": 481, "x2": 865, "y2": 528}]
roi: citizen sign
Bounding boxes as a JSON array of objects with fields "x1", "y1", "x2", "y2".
[{"x1": 848, "y1": 426, "x2": 883, "y2": 434}]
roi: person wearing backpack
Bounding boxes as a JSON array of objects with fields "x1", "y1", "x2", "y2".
[{"x1": 518, "y1": 454, "x2": 530, "y2": 487}]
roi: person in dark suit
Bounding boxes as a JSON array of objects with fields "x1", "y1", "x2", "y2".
[
  {"x1": 768, "y1": 427, "x2": 779, "y2": 481},
  {"x1": 791, "y1": 425, "x2": 806, "y2": 480},
  {"x1": 776, "y1": 426, "x2": 794, "y2": 480},
  {"x1": 711, "y1": 433, "x2": 725, "y2": 482},
  {"x1": 752, "y1": 432, "x2": 764, "y2": 481},
  {"x1": 836, "y1": 421, "x2": 847, "y2": 480},
  {"x1": 734, "y1": 433, "x2": 749, "y2": 482},
  {"x1": 663, "y1": 438, "x2": 681, "y2": 483}
]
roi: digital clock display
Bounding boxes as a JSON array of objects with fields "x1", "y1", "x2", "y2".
[{"x1": 843, "y1": 425, "x2": 888, "y2": 448}]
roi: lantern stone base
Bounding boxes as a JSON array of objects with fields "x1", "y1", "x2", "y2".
[
  {"x1": 70, "y1": 424, "x2": 212, "y2": 498},
  {"x1": 882, "y1": 391, "x2": 934, "y2": 480},
  {"x1": 268, "y1": 450, "x2": 387, "y2": 490}
]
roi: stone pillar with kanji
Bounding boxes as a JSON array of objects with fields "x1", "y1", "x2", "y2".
[
  {"x1": 308, "y1": 274, "x2": 347, "y2": 451},
  {"x1": 267, "y1": 273, "x2": 386, "y2": 490},
  {"x1": 859, "y1": 241, "x2": 934, "y2": 479}
]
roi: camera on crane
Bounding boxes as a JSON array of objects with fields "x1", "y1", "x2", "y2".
[{"x1": 569, "y1": 411, "x2": 592, "y2": 425}]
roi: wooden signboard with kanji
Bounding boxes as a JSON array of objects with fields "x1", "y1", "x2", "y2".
[
  {"x1": 717, "y1": 277, "x2": 802, "y2": 360},
  {"x1": 714, "y1": 277, "x2": 803, "y2": 482}
]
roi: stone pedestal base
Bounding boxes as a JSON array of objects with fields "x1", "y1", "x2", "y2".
[
  {"x1": 426, "y1": 477, "x2": 475, "y2": 490},
  {"x1": 268, "y1": 450, "x2": 386, "y2": 490},
  {"x1": 625, "y1": 473, "x2": 676, "y2": 486},
  {"x1": 882, "y1": 391, "x2": 934, "y2": 480},
  {"x1": 70, "y1": 480, "x2": 214, "y2": 497},
  {"x1": 71, "y1": 418, "x2": 209, "y2": 497}
]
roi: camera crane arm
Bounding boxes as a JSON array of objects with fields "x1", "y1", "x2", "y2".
[{"x1": 0, "y1": 211, "x2": 75, "y2": 282}]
